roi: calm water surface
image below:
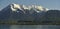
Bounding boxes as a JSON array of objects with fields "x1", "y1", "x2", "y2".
[{"x1": 0, "y1": 24, "x2": 60, "y2": 29}]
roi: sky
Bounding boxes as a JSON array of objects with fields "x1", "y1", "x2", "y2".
[{"x1": 0, "y1": 0, "x2": 60, "y2": 10}]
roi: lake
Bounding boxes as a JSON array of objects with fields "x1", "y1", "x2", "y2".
[{"x1": 0, "y1": 25, "x2": 60, "y2": 29}]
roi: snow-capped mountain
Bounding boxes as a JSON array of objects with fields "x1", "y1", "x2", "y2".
[
  {"x1": 0, "y1": 3, "x2": 49, "y2": 22},
  {"x1": 0, "y1": 3, "x2": 60, "y2": 25},
  {"x1": 8, "y1": 3, "x2": 49, "y2": 13}
]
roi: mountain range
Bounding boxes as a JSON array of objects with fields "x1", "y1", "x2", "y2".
[{"x1": 0, "y1": 3, "x2": 60, "y2": 24}]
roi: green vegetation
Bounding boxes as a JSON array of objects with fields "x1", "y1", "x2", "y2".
[{"x1": 0, "y1": 20, "x2": 60, "y2": 25}]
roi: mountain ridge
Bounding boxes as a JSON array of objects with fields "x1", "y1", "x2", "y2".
[{"x1": 0, "y1": 3, "x2": 60, "y2": 25}]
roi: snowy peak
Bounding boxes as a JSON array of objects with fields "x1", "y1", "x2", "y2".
[
  {"x1": 10, "y1": 3, "x2": 22, "y2": 11},
  {"x1": 23, "y1": 5, "x2": 29, "y2": 9},
  {"x1": 1, "y1": 3, "x2": 49, "y2": 14},
  {"x1": 10, "y1": 3, "x2": 49, "y2": 12}
]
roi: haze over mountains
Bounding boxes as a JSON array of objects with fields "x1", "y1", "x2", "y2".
[{"x1": 0, "y1": 3, "x2": 60, "y2": 23}]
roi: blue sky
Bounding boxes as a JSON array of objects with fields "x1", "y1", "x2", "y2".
[{"x1": 0, "y1": 0, "x2": 60, "y2": 10}]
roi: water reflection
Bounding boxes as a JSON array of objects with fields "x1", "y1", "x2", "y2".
[{"x1": 0, "y1": 25, "x2": 60, "y2": 29}]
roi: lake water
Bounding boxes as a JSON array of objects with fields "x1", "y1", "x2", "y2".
[{"x1": 0, "y1": 25, "x2": 60, "y2": 29}]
